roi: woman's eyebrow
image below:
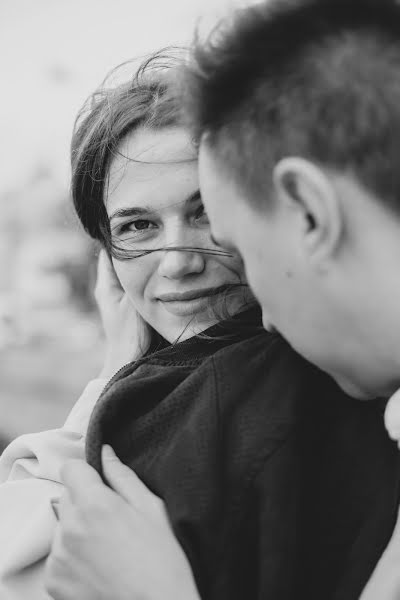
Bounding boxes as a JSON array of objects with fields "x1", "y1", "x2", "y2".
[
  {"x1": 109, "y1": 207, "x2": 149, "y2": 222},
  {"x1": 109, "y1": 190, "x2": 202, "y2": 222}
]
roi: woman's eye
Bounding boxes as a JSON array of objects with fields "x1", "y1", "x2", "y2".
[
  {"x1": 194, "y1": 204, "x2": 209, "y2": 224},
  {"x1": 119, "y1": 219, "x2": 155, "y2": 234},
  {"x1": 132, "y1": 219, "x2": 151, "y2": 231}
]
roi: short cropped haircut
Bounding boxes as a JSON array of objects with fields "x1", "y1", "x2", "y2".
[
  {"x1": 182, "y1": 0, "x2": 400, "y2": 211},
  {"x1": 71, "y1": 49, "x2": 184, "y2": 248}
]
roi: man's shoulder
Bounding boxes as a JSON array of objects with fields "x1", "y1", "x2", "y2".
[
  {"x1": 208, "y1": 330, "x2": 351, "y2": 475},
  {"x1": 211, "y1": 330, "x2": 333, "y2": 417}
]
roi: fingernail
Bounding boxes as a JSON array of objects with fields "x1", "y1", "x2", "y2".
[
  {"x1": 102, "y1": 444, "x2": 115, "y2": 460},
  {"x1": 50, "y1": 498, "x2": 60, "y2": 520}
]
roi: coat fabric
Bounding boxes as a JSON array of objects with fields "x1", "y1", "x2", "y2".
[{"x1": 86, "y1": 310, "x2": 400, "y2": 600}]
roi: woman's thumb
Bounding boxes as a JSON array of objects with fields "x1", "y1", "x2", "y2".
[{"x1": 102, "y1": 445, "x2": 157, "y2": 510}]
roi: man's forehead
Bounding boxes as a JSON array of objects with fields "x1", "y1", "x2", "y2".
[
  {"x1": 198, "y1": 140, "x2": 215, "y2": 177},
  {"x1": 198, "y1": 143, "x2": 232, "y2": 202},
  {"x1": 198, "y1": 140, "x2": 254, "y2": 251},
  {"x1": 212, "y1": 230, "x2": 237, "y2": 253}
]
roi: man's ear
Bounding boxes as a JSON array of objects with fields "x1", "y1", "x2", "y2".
[{"x1": 273, "y1": 157, "x2": 343, "y2": 266}]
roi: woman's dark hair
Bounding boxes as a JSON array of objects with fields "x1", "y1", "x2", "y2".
[
  {"x1": 71, "y1": 48, "x2": 186, "y2": 251},
  {"x1": 71, "y1": 47, "x2": 259, "y2": 343}
]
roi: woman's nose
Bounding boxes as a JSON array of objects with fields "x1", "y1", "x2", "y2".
[{"x1": 157, "y1": 247, "x2": 206, "y2": 279}]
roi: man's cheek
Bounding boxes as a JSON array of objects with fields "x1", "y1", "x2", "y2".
[
  {"x1": 262, "y1": 310, "x2": 275, "y2": 332},
  {"x1": 246, "y1": 269, "x2": 271, "y2": 312}
]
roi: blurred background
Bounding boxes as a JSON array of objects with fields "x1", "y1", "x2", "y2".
[{"x1": 0, "y1": 0, "x2": 250, "y2": 449}]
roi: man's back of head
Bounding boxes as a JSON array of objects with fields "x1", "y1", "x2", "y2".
[
  {"x1": 181, "y1": 0, "x2": 400, "y2": 399},
  {"x1": 183, "y1": 0, "x2": 400, "y2": 211}
]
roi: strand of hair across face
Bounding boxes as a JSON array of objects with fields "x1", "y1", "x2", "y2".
[{"x1": 109, "y1": 244, "x2": 234, "y2": 261}]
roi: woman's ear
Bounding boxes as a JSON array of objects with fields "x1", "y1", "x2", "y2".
[{"x1": 273, "y1": 157, "x2": 343, "y2": 267}]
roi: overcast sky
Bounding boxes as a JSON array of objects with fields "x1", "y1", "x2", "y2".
[{"x1": 0, "y1": 0, "x2": 249, "y2": 193}]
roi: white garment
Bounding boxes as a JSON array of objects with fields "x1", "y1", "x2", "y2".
[
  {"x1": 0, "y1": 379, "x2": 107, "y2": 600},
  {"x1": 358, "y1": 389, "x2": 400, "y2": 600}
]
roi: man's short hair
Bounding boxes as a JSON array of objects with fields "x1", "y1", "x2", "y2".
[{"x1": 182, "y1": 0, "x2": 400, "y2": 211}]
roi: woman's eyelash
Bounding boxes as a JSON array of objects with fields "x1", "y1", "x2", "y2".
[
  {"x1": 195, "y1": 204, "x2": 208, "y2": 220},
  {"x1": 114, "y1": 207, "x2": 207, "y2": 235},
  {"x1": 118, "y1": 219, "x2": 154, "y2": 234}
]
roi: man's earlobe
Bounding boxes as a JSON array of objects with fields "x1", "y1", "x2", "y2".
[{"x1": 273, "y1": 157, "x2": 343, "y2": 264}]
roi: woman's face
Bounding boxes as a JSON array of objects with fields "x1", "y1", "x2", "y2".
[{"x1": 106, "y1": 126, "x2": 248, "y2": 342}]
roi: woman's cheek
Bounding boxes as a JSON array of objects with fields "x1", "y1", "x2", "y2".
[
  {"x1": 113, "y1": 261, "x2": 146, "y2": 308},
  {"x1": 219, "y1": 256, "x2": 246, "y2": 284}
]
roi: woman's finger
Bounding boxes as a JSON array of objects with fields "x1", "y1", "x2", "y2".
[
  {"x1": 102, "y1": 445, "x2": 161, "y2": 511},
  {"x1": 61, "y1": 460, "x2": 108, "y2": 505},
  {"x1": 95, "y1": 249, "x2": 123, "y2": 299}
]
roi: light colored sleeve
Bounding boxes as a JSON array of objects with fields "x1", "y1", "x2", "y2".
[{"x1": 0, "y1": 378, "x2": 107, "y2": 600}]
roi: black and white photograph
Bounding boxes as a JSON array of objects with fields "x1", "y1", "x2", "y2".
[{"x1": 1, "y1": 0, "x2": 400, "y2": 598}]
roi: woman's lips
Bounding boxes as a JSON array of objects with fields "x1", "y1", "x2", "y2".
[
  {"x1": 157, "y1": 285, "x2": 231, "y2": 317},
  {"x1": 157, "y1": 285, "x2": 230, "y2": 303}
]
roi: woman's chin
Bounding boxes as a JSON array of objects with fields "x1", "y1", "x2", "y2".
[
  {"x1": 147, "y1": 289, "x2": 253, "y2": 343},
  {"x1": 159, "y1": 313, "x2": 219, "y2": 343}
]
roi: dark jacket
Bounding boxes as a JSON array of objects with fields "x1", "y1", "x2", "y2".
[{"x1": 86, "y1": 310, "x2": 400, "y2": 600}]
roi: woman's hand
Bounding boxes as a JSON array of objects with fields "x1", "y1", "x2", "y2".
[
  {"x1": 95, "y1": 250, "x2": 151, "y2": 378},
  {"x1": 44, "y1": 446, "x2": 200, "y2": 600}
]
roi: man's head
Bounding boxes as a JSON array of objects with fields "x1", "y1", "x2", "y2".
[{"x1": 182, "y1": 0, "x2": 400, "y2": 398}]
